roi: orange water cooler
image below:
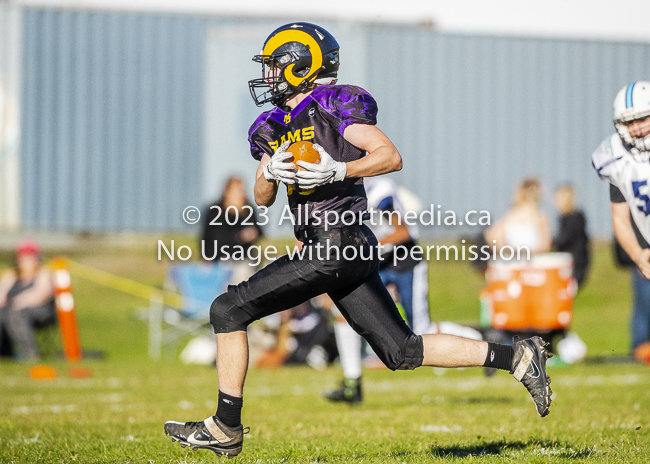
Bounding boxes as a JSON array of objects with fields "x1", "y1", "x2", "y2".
[{"x1": 486, "y1": 253, "x2": 576, "y2": 331}]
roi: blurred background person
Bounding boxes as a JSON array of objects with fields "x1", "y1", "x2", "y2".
[
  {"x1": 481, "y1": 178, "x2": 563, "y2": 366},
  {"x1": 254, "y1": 297, "x2": 338, "y2": 371},
  {"x1": 0, "y1": 238, "x2": 55, "y2": 361},
  {"x1": 365, "y1": 177, "x2": 431, "y2": 334},
  {"x1": 485, "y1": 177, "x2": 552, "y2": 257},
  {"x1": 552, "y1": 184, "x2": 590, "y2": 287},
  {"x1": 201, "y1": 176, "x2": 264, "y2": 285}
]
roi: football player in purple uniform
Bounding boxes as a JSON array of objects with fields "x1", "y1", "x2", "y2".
[{"x1": 164, "y1": 23, "x2": 553, "y2": 457}]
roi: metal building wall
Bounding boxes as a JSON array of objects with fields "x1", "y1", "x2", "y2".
[
  {"x1": 366, "y1": 28, "x2": 650, "y2": 237},
  {"x1": 21, "y1": 8, "x2": 206, "y2": 231},
  {"x1": 0, "y1": 4, "x2": 22, "y2": 231}
]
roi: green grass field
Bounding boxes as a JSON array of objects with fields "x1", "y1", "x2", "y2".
[{"x1": 1, "y1": 237, "x2": 649, "y2": 463}]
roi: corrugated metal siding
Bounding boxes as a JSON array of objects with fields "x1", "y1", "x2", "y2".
[
  {"x1": 18, "y1": 10, "x2": 650, "y2": 235},
  {"x1": 0, "y1": 4, "x2": 22, "y2": 231},
  {"x1": 21, "y1": 9, "x2": 205, "y2": 231},
  {"x1": 366, "y1": 28, "x2": 650, "y2": 237}
]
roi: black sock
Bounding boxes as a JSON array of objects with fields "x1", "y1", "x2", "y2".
[
  {"x1": 215, "y1": 391, "x2": 243, "y2": 427},
  {"x1": 483, "y1": 342, "x2": 514, "y2": 371}
]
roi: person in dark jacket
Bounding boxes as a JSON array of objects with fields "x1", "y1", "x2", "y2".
[
  {"x1": 201, "y1": 176, "x2": 264, "y2": 285},
  {"x1": 552, "y1": 184, "x2": 590, "y2": 287}
]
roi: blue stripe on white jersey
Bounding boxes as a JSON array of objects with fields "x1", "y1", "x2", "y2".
[{"x1": 626, "y1": 81, "x2": 637, "y2": 108}]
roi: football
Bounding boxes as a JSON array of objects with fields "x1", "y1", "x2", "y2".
[{"x1": 287, "y1": 141, "x2": 321, "y2": 170}]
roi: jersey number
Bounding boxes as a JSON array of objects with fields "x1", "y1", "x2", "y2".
[{"x1": 632, "y1": 181, "x2": 650, "y2": 216}]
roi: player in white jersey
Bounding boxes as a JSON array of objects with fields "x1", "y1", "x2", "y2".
[
  {"x1": 366, "y1": 177, "x2": 430, "y2": 334},
  {"x1": 592, "y1": 81, "x2": 650, "y2": 351},
  {"x1": 324, "y1": 177, "x2": 481, "y2": 403}
]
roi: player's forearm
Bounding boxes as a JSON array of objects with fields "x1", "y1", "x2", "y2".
[
  {"x1": 614, "y1": 223, "x2": 644, "y2": 264},
  {"x1": 345, "y1": 145, "x2": 402, "y2": 178},
  {"x1": 254, "y1": 174, "x2": 279, "y2": 207},
  {"x1": 611, "y1": 204, "x2": 644, "y2": 264}
]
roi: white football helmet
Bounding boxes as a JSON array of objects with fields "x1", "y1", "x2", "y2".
[{"x1": 613, "y1": 81, "x2": 650, "y2": 160}]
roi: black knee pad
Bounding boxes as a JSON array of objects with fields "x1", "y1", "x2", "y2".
[
  {"x1": 372, "y1": 332, "x2": 424, "y2": 371},
  {"x1": 209, "y1": 293, "x2": 251, "y2": 333},
  {"x1": 397, "y1": 334, "x2": 424, "y2": 370}
]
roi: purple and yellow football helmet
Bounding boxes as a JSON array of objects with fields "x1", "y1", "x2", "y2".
[{"x1": 249, "y1": 22, "x2": 340, "y2": 107}]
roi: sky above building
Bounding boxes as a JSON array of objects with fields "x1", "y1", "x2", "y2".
[{"x1": 16, "y1": 0, "x2": 650, "y2": 42}]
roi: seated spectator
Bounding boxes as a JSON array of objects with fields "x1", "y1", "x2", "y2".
[
  {"x1": 253, "y1": 241, "x2": 338, "y2": 370},
  {"x1": 0, "y1": 239, "x2": 55, "y2": 361}
]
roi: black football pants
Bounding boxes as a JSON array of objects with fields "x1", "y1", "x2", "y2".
[{"x1": 210, "y1": 225, "x2": 424, "y2": 370}]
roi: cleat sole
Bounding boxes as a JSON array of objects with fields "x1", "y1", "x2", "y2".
[{"x1": 515, "y1": 337, "x2": 553, "y2": 417}]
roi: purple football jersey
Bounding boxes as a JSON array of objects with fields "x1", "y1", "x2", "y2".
[{"x1": 248, "y1": 85, "x2": 378, "y2": 236}]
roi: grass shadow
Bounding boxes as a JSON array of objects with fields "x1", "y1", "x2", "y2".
[
  {"x1": 447, "y1": 396, "x2": 514, "y2": 405},
  {"x1": 429, "y1": 439, "x2": 596, "y2": 458},
  {"x1": 297, "y1": 440, "x2": 599, "y2": 462}
]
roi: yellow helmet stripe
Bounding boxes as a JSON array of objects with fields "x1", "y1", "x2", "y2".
[{"x1": 263, "y1": 29, "x2": 323, "y2": 88}]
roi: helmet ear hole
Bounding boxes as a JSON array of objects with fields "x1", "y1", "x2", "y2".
[
  {"x1": 292, "y1": 53, "x2": 312, "y2": 77},
  {"x1": 294, "y1": 66, "x2": 310, "y2": 78}
]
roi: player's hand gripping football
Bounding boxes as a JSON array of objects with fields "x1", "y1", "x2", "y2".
[
  {"x1": 263, "y1": 141, "x2": 297, "y2": 185},
  {"x1": 295, "y1": 144, "x2": 347, "y2": 190}
]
